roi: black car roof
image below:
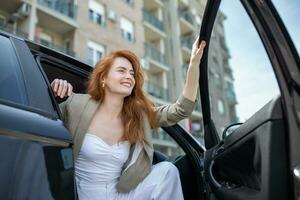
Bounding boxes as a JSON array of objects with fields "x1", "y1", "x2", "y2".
[{"x1": 0, "y1": 29, "x2": 93, "y2": 73}]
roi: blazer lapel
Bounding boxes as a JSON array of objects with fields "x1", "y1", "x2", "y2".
[{"x1": 73, "y1": 97, "x2": 99, "y2": 159}]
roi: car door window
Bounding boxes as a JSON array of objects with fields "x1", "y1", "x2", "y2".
[
  {"x1": 38, "y1": 58, "x2": 88, "y2": 107},
  {"x1": 272, "y1": 0, "x2": 300, "y2": 56},
  {"x1": 0, "y1": 35, "x2": 27, "y2": 104},
  {"x1": 207, "y1": 0, "x2": 280, "y2": 138}
]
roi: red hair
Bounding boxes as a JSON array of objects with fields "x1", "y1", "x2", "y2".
[{"x1": 88, "y1": 50, "x2": 157, "y2": 144}]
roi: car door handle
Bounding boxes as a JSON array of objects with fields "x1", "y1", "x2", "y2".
[
  {"x1": 208, "y1": 160, "x2": 221, "y2": 188},
  {"x1": 294, "y1": 165, "x2": 300, "y2": 182}
]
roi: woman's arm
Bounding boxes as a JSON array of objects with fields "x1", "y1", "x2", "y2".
[
  {"x1": 154, "y1": 38, "x2": 206, "y2": 127},
  {"x1": 183, "y1": 38, "x2": 206, "y2": 102}
]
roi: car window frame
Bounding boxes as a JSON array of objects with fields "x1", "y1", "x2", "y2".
[
  {"x1": 199, "y1": 0, "x2": 300, "y2": 148},
  {"x1": 33, "y1": 53, "x2": 91, "y2": 120}
]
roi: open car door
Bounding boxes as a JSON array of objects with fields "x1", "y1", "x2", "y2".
[{"x1": 198, "y1": 0, "x2": 300, "y2": 199}]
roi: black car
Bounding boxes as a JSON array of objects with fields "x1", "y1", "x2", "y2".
[{"x1": 0, "y1": 0, "x2": 299, "y2": 200}]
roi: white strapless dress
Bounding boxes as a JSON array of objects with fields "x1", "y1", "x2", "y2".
[{"x1": 75, "y1": 133, "x2": 184, "y2": 200}]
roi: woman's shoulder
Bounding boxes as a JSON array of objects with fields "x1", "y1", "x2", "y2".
[{"x1": 68, "y1": 93, "x2": 91, "y2": 106}]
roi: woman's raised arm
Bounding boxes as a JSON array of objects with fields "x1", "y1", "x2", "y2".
[{"x1": 182, "y1": 38, "x2": 206, "y2": 102}]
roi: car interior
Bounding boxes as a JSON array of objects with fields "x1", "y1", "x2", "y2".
[{"x1": 204, "y1": 96, "x2": 289, "y2": 200}]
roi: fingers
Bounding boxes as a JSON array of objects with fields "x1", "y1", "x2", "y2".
[
  {"x1": 51, "y1": 79, "x2": 73, "y2": 98},
  {"x1": 67, "y1": 83, "x2": 73, "y2": 96},
  {"x1": 57, "y1": 79, "x2": 64, "y2": 97},
  {"x1": 199, "y1": 40, "x2": 206, "y2": 49},
  {"x1": 51, "y1": 79, "x2": 59, "y2": 96},
  {"x1": 197, "y1": 41, "x2": 206, "y2": 54}
]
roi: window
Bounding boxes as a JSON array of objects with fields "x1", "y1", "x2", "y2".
[
  {"x1": 120, "y1": 17, "x2": 134, "y2": 42},
  {"x1": 0, "y1": 36, "x2": 27, "y2": 104},
  {"x1": 217, "y1": 99, "x2": 224, "y2": 115},
  {"x1": 39, "y1": 60, "x2": 88, "y2": 106},
  {"x1": 273, "y1": 0, "x2": 300, "y2": 56},
  {"x1": 123, "y1": 0, "x2": 134, "y2": 6},
  {"x1": 87, "y1": 41, "x2": 105, "y2": 66},
  {"x1": 38, "y1": 32, "x2": 52, "y2": 47},
  {"x1": 208, "y1": 1, "x2": 280, "y2": 137},
  {"x1": 88, "y1": 0, "x2": 105, "y2": 26}
]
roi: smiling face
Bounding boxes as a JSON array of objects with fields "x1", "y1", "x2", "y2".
[{"x1": 102, "y1": 57, "x2": 136, "y2": 97}]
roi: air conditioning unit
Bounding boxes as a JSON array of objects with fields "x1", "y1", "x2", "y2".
[
  {"x1": 18, "y1": 3, "x2": 31, "y2": 17},
  {"x1": 107, "y1": 10, "x2": 118, "y2": 22},
  {"x1": 141, "y1": 58, "x2": 149, "y2": 70}
]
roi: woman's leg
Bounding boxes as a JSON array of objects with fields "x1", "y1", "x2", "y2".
[{"x1": 132, "y1": 161, "x2": 184, "y2": 200}]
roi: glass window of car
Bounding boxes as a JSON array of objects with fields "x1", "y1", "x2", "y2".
[
  {"x1": 272, "y1": 0, "x2": 300, "y2": 57},
  {"x1": 39, "y1": 59, "x2": 88, "y2": 106},
  {"x1": 207, "y1": 1, "x2": 281, "y2": 138},
  {"x1": 0, "y1": 35, "x2": 27, "y2": 105}
]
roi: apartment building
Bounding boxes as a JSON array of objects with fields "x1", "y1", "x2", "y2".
[{"x1": 0, "y1": 0, "x2": 237, "y2": 154}]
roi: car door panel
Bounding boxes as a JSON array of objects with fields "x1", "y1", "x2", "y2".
[
  {"x1": 0, "y1": 102, "x2": 75, "y2": 199},
  {"x1": 204, "y1": 97, "x2": 289, "y2": 200}
]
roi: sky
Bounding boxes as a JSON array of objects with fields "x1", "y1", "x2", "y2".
[{"x1": 217, "y1": 0, "x2": 299, "y2": 122}]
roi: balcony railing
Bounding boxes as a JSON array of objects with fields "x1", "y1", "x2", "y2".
[
  {"x1": 34, "y1": 37, "x2": 76, "y2": 57},
  {"x1": 144, "y1": 80, "x2": 169, "y2": 101},
  {"x1": 181, "y1": 35, "x2": 194, "y2": 50},
  {"x1": 143, "y1": 10, "x2": 164, "y2": 31},
  {"x1": 0, "y1": 24, "x2": 28, "y2": 39},
  {"x1": 38, "y1": 0, "x2": 77, "y2": 20},
  {"x1": 144, "y1": 43, "x2": 167, "y2": 66},
  {"x1": 179, "y1": 9, "x2": 194, "y2": 26}
]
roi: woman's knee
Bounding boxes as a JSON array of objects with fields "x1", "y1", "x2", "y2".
[{"x1": 157, "y1": 161, "x2": 179, "y2": 176}]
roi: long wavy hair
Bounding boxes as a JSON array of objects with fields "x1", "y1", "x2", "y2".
[{"x1": 88, "y1": 50, "x2": 157, "y2": 144}]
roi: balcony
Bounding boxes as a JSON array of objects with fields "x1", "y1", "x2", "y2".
[
  {"x1": 178, "y1": 9, "x2": 195, "y2": 35},
  {"x1": 37, "y1": 0, "x2": 77, "y2": 20},
  {"x1": 144, "y1": 43, "x2": 168, "y2": 71},
  {"x1": 143, "y1": 10, "x2": 166, "y2": 40},
  {"x1": 34, "y1": 37, "x2": 75, "y2": 57},
  {"x1": 144, "y1": 0, "x2": 164, "y2": 10},
  {"x1": 37, "y1": 0, "x2": 78, "y2": 34},
  {"x1": 1, "y1": 0, "x2": 22, "y2": 13},
  {"x1": 0, "y1": 23, "x2": 28, "y2": 39},
  {"x1": 144, "y1": 80, "x2": 169, "y2": 101}
]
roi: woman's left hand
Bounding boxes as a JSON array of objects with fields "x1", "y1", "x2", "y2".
[{"x1": 189, "y1": 37, "x2": 206, "y2": 67}]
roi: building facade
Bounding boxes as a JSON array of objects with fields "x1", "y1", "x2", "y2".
[{"x1": 0, "y1": 0, "x2": 237, "y2": 155}]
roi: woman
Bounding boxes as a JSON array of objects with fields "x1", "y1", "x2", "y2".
[{"x1": 51, "y1": 38, "x2": 206, "y2": 200}]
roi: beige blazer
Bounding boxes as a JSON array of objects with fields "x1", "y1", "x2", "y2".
[{"x1": 59, "y1": 93, "x2": 196, "y2": 193}]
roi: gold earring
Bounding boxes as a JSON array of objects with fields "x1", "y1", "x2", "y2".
[{"x1": 102, "y1": 82, "x2": 105, "y2": 88}]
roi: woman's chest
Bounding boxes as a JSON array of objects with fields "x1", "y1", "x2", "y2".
[{"x1": 87, "y1": 114, "x2": 124, "y2": 145}]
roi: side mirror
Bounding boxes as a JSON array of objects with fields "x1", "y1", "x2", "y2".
[{"x1": 222, "y1": 123, "x2": 243, "y2": 139}]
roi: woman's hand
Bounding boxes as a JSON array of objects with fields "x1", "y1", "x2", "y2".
[
  {"x1": 189, "y1": 37, "x2": 206, "y2": 67},
  {"x1": 51, "y1": 79, "x2": 73, "y2": 98}
]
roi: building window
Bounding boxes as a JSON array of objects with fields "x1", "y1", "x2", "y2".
[
  {"x1": 87, "y1": 41, "x2": 105, "y2": 66},
  {"x1": 89, "y1": 0, "x2": 105, "y2": 26},
  {"x1": 120, "y1": 17, "x2": 134, "y2": 42},
  {"x1": 217, "y1": 99, "x2": 225, "y2": 115},
  {"x1": 123, "y1": 0, "x2": 134, "y2": 6}
]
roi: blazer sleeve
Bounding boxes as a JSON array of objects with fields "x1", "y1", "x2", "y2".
[
  {"x1": 59, "y1": 93, "x2": 75, "y2": 122},
  {"x1": 154, "y1": 94, "x2": 196, "y2": 127}
]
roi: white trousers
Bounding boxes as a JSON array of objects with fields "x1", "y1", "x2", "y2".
[{"x1": 77, "y1": 161, "x2": 184, "y2": 200}]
